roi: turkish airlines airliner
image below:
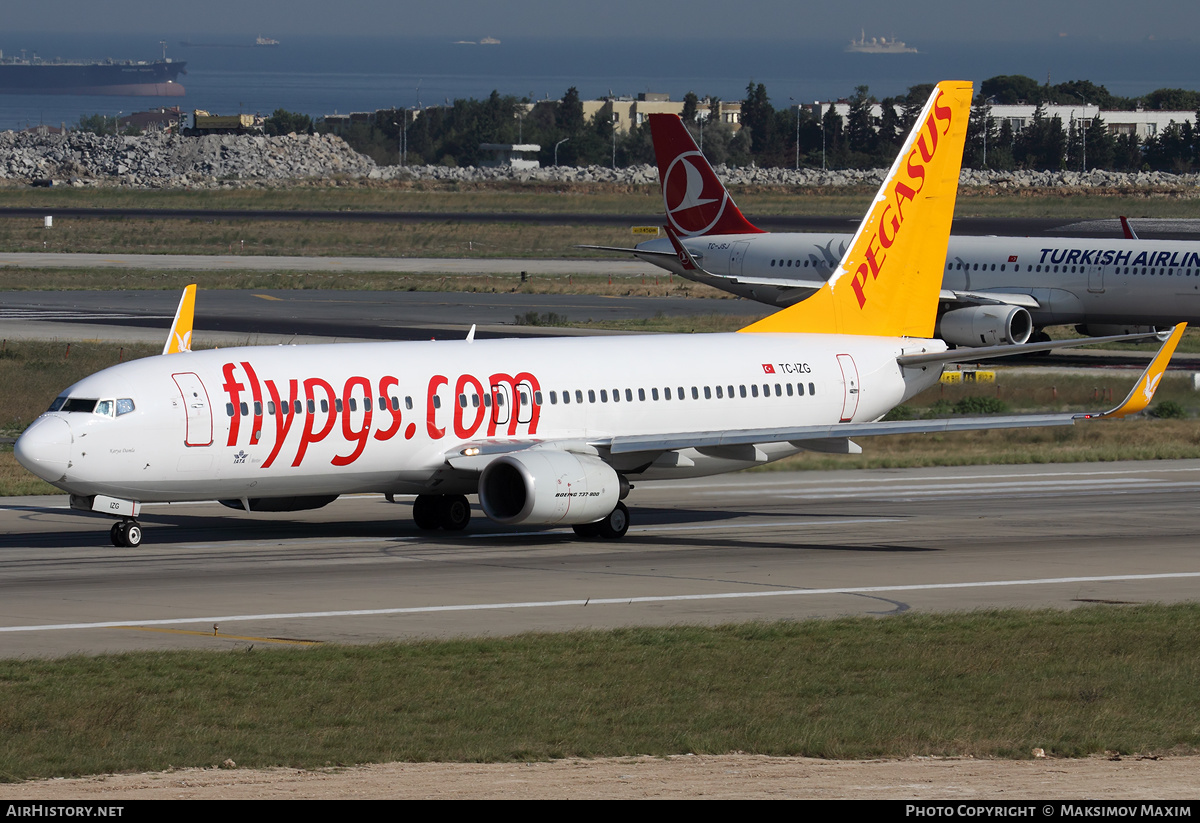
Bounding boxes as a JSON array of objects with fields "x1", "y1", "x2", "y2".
[
  {"x1": 589, "y1": 112, "x2": 1200, "y2": 348},
  {"x1": 14, "y1": 82, "x2": 1184, "y2": 548}
]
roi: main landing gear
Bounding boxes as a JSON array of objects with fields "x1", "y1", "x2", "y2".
[
  {"x1": 109, "y1": 519, "x2": 143, "y2": 548},
  {"x1": 571, "y1": 502, "x2": 630, "y2": 540},
  {"x1": 412, "y1": 494, "x2": 472, "y2": 531}
]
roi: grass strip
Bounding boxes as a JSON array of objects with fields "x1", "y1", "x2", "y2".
[
  {"x1": 3, "y1": 181, "x2": 1200, "y2": 218},
  {"x1": 2, "y1": 605, "x2": 1199, "y2": 781}
]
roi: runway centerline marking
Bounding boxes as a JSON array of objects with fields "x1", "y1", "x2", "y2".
[{"x1": 3, "y1": 571, "x2": 1198, "y2": 634}]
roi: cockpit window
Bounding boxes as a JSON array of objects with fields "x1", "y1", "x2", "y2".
[
  {"x1": 116, "y1": 398, "x2": 135, "y2": 416},
  {"x1": 47, "y1": 396, "x2": 68, "y2": 412},
  {"x1": 95, "y1": 400, "x2": 115, "y2": 417},
  {"x1": 62, "y1": 398, "x2": 98, "y2": 413}
]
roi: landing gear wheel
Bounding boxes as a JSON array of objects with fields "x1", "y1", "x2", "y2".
[
  {"x1": 439, "y1": 495, "x2": 471, "y2": 531},
  {"x1": 110, "y1": 521, "x2": 143, "y2": 548},
  {"x1": 597, "y1": 502, "x2": 630, "y2": 539},
  {"x1": 412, "y1": 495, "x2": 440, "y2": 530}
]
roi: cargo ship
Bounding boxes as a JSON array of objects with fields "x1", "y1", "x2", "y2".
[{"x1": 0, "y1": 50, "x2": 186, "y2": 97}]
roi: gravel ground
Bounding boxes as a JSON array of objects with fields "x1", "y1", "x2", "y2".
[{"x1": 3, "y1": 755, "x2": 1198, "y2": 799}]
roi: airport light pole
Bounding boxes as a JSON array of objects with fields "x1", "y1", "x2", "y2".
[
  {"x1": 611, "y1": 112, "x2": 617, "y2": 170},
  {"x1": 790, "y1": 97, "x2": 799, "y2": 170},
  {"x1": 554, "y1": 137, "x2": 569, "y2": 166},
  {"x1": 983, "y1": 95, "x2": 996, "y2": 169},
  {"x1": 1072, "y1": 92, "x2": 1088, "y2": 172},
  {"x1": 817, "y1": 101, "x2": 825, "y2": 171}
]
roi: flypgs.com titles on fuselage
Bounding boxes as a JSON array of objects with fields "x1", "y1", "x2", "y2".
[
  {"x1": 612, "y1": 112, "x2": 1200, "y2": 349},
  {"x1": 14, "y1": 82, "x2": 1186, "y2": 549}
]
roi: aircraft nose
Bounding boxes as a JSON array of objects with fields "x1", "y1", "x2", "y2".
[{"x1": 14, "y1": 416, "x2": 72, "y2": 483}]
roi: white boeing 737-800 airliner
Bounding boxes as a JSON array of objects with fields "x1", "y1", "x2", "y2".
[
  {"x1": 14, "y1": 82, "x2": 1185, "y2": 548},
  {"x1": 585, "y1": 113, "x2": 1200, "y2": 349}
]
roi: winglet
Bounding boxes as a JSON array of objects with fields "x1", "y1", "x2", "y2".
[
  {"x1": 648, "y1": 113, "x2": 764, "y2": 238},
  {"x1": 1120, "y1": 216, "x2": 1139, "y2": 240},
  {"x1": 1083, "y1": 322, "x2": 1186, "y2": 419},
  {"x1": 739, "y1": 81, "x2": 973, "y2": 337},
  {"x1": 162, "y1": 284, "x2": 196, "y2": 355}
]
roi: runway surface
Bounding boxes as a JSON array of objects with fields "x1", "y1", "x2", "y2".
[
  {"x1": 0, "y1": 251, "x2": 663, "y2": 275},
  {"x1": 1, "y1": 208, "x2": 1198, "y2": 238},
  {"x1": 0, "y1": 288, "x2": 768, "y2": 344},
  {"x1": 3, "y1": 461, "x2": 1199, "y2": 658}
]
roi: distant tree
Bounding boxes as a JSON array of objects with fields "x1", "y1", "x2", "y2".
[
  {"x1": 681, "y1": 92, "x2": 699, "y2": 125},
  {"x1": 989, "y1": 119, "x2": 1016, "y2": 170},
  {"x1": 1143, "y1": 88, "x2": 1200, "y2": 111},
  {"x1": 1081, "y1": 115, "x2": 1115, "y2": 170},
  {"x1": 900, "y1": 84, "x2": 935, "y2": 132},
  {"x1": 875, "y1": 96, "x2": 903, "y2": 153},
  {"x1": 740, "y1": 82, "x2": 781, "y2": 164},
  {"x1": 845, "y1": 85, "x2": 877, "y2": 159},
  {"x1": 965, "y1": 99, "x2": 997, "y2": 169},
  {"x1": 556, "y1": 86, "x2": 585, "y2": 134},
  {"x1": 980, "y1": 75, "x2": 1042, "y2": 105},
  {"x1": 1014, "y1": 104, "x2": 1067, "y2": 169},
  {"x1": 1046, "y1": 79, "x2": 1127, "y2": 111},
  {"x1": 264, "y1": 109, "x2": 313, "y2": 136},
  {"x1": 820, "y1": 104, "x2": 845, "y2": 168},
  {"x1": 1143, "y1": 119, "x2": 1195, "y2": 172},
  {"x1": 74, "y1": 113, "x2": 116, "y2": 135}
]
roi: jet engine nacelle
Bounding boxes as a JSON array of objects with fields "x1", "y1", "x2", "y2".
[
  {"x1": 1075, "y1": 324, "x2": 1171, "y2": 341},
  {"x1": 937, "y1": 305, "x2": 1033, "y2": 347},
  {"x1": 478, "y1": 450, "x2": 620, "y2": 526}
]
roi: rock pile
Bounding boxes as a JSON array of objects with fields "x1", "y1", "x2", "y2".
[
  {"x1": 3, "y1": 129, "x2": 1199, "y2": 190},
  {"x1": 0, "y1": 131, "x2": 374, "y2": 187},
  {"x1": 369, "y1": 162, "x2": 1200, "y2": 190}
]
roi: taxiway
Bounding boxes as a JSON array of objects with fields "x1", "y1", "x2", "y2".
[{"x1": 2, "y1": 461, "x2": 1198, "y2": 658}]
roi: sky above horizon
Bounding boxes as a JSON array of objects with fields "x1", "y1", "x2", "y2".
[{"x1": 4, "y1": 0, "x2": 1200, "y2": 43}]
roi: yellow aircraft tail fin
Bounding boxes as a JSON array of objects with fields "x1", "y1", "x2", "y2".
[
  {"x1": 163, "y1": 284, "x2": 196, "y2": 355},
  {"x1": 740, "y1": 80, "x2": 972, "y2": 337}
]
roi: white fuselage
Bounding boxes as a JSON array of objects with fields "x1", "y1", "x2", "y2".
[
  {"x1": 17, "y1": 332, "x2": 943, "y2": 504},
  {"x1": 639, "y1": 233, "x2": 1200, "y2": 327}
]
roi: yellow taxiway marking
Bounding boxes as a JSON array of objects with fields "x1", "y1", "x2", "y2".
[
  {"x1": 252, "y1": 293, "x2": 284, "y2": 301},
  {"x1": 117, "y1": 626, "x2": 320, "y2": 645}
]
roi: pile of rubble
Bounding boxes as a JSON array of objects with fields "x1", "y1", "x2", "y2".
[
  {"x1": 0, "y1": 130, "x2": 374, "y2": 187},
  {"x1": 3, "y1": 129, "x2": 1199, "y2": 190}
]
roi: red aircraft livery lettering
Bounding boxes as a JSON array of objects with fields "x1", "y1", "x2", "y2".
[
  {"x1": 219, "y1": 363, "x2": 542, "y2": 467},
  {"x1": 850, "y1": 90, "x2": 953, "y2": 310}
]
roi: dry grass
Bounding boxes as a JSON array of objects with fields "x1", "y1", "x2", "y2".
[
  {"x1": 0, "y1": 216, "x2": 645, "y2": 259},
  {"x1": 6, "y1": 180, "x2": 1200, "y2": 219},
  {"x1": 2, "y1": 607, "x2": 1200, "y2": 780}
]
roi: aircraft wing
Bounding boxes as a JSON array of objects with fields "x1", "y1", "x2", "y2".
[
  {"x1": 940, "y1": 289, "x2": 1041, "y2": 309},
  {"x1": 895, "y1": 326, "x2": 1179, "y2": 367},
  {"x1": 575, "y1": 244, "x2": 679, "y2": 258},
  {"x1": 606, "y1": 322, "x2": 1183, "y2": 453},
  {"x1": 444, "y1": 324, "x2": 1184, "y2": 470}
]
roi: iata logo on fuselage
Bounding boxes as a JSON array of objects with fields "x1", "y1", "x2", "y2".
[{"x1": 663, "y1": 151, "x2": 729, "y2": 237}]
